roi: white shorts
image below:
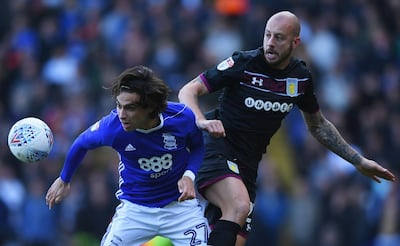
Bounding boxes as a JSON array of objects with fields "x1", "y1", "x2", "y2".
[{"x1": 101, "y1": 199, "x2": 209, "y2": 246}]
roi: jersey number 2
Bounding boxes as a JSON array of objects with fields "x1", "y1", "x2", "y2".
[{"x1": 184, "y1": 222, "x2": 209, "y2": 245}]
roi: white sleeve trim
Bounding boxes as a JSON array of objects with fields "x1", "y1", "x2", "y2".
[{"x1": 183, "y1": 170, "x2": 195, "y2": 181}]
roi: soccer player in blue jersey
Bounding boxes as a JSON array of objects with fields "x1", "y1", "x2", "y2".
[
  {"x1": 178, "y1": 11, "x2": 396, "y2": 246},
  {"x1": 45, "y1": 65, "x2": 209, "y2": 245}
]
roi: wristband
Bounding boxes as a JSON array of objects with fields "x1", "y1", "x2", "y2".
[{"x1": 183, "y1": 170, "x2": 195, "y2": 181}]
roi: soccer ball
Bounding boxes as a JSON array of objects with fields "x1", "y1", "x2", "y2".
[
  {"x1": 142, "y1": 236, "x2": 173, "y2": 246},
  {"x1": 7, "y1": 117, "x2": 54, "y2": 163}
]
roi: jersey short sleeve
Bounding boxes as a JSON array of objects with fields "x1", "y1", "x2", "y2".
[
  {"x1": 201, "y1": 51, "x2": 247, "y2": 92},
  {"x1": 293, "y1": 62, "x2": 319, "y2": 113}
]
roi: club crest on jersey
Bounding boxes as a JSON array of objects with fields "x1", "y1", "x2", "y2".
[
  {"x1": 162, "y1": 133, "x2": 177, "y2": 150},
  {"x1": 286, "y1": 78, "x2": 299, "y2": 97},
  {"x1": 217, "y1": 57, "x2": 234, "y2": 71},
  {"x1": 227, "y1": 160, "x2": 240, "y2": 174}
]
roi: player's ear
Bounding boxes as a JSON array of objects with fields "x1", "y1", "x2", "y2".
[{"x1": 293, "y1": 36, "x2": 301, "y2": 48}]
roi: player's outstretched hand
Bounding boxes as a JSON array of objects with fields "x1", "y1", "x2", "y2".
[
  {"x1": 45, "y1": 177, "x2": 71, "y2": 209},
  {"x1": 355, "y1": 158, "x2": 396, "y2": 183},
  {"x1": 197, "y1": 119, "x2": 226, "y2": 138},
  {"x1": 177, "y1": 176, "x2": 196, "y2": 202}
]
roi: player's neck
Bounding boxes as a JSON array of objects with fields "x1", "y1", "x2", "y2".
[{"x1": 141, "y1": 115, "x2": 161, "y2": 130}]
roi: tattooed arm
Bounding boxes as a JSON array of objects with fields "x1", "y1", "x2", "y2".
[
  {"x1": 302, "y1": 110, "x2": 395, "y2": 183},
  {"x1": 302, "y1": 110, "x2": 361, "y2": 164}
]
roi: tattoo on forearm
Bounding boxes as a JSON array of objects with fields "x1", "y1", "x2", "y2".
[{"x1": 307, "y1": 116, "x2": 362, "y2": 165}]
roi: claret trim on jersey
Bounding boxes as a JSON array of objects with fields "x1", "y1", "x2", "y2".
[{"x1": 241, "y1": 70, "x2": 309, "y2": 97}]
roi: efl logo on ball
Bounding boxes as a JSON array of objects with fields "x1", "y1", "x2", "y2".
[{"x1": 8, "y1": 117, "x2": 54, "y2": 163}]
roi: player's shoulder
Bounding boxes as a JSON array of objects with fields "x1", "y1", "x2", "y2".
[
  {"x1": 84, "y1": 110, "x2": 121, "y2": 138},
  {"x1": 164, "y1": 102, "x2": 194, "y2": 118},
  {"x1": 166, "y1": 101, "x2": 186, "y2": 111},
  {"x1": 232, "y1": 47, "x2": 262, "y2": 61},
  {"x1": 287, "y1": 58, "x2": 312, "y2": 77},
  {"x1": 97, "y1": 110, "x2": 122, "y2": 129},
  {"x1": 162, "y1": 103, "x2": 196, "y2": 133},
  {"x1": 103, "y1": 109, "x2": 120, "y2": 122},
  {"x1": 216, "y1": 48, "x2": 262, "y2": 72}
]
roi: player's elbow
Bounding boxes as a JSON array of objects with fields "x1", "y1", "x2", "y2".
[
  {"x1": 177, "y1": 85, "x2": 190, "y2": 101},
  {"x1": 179, "y1": 77, "x2": 209, "y2": 101}
]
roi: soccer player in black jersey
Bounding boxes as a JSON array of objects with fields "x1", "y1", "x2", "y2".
[{"x1": 178, "y1": 11, "x2": 396, "y2": 246}]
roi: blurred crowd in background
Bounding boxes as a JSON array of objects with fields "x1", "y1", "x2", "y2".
[{"x1": 0, "y1": 0, "x2": 399, "y2": 245}]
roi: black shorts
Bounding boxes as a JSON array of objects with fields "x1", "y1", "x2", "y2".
[{"x1": 195, "y1": 131, "x2": 258, "y2": 237}]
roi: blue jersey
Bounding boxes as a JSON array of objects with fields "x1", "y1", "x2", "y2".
[{"x1": 60, "y1": 102, "x2": 204, "y2": 208}]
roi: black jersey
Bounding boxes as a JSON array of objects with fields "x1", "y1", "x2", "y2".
[{"x1": 201, "y1": 47, "x2": 319, "y2": 162}]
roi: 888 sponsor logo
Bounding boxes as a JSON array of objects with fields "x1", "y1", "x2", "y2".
[
  {"x1": 244, "y1": 97, "x2": 293, "y2": 113},
  {"x1": 138, "y1": 153, "x2": 173, "y2": 179}
]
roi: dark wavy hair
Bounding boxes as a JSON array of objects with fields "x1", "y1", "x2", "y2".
[{"x1": 110, "y1": 65, "x2": 170, "y2": 118}]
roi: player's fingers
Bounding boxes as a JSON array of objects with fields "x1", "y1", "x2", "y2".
[
  {"x1": 46, "y1": 188, "x2": 63, "y2": 209},
  {"x1": 203, "y1": 121, "x2": 225, "y2": 137},
  {"x1": 178, "y1": 192, "x2": 195, "y2": 202},
  {"x1": 212, "y1": 123, "x2": 225, "y2": 135},
  {"x1": 178, "y1": 188, "x2": 194, "y2": 202},
  {"x1": 49, "y1": 200, "x2": 54, "y2": 210},
  {"x1": 209, "y1": 129, "x2": 225, "y2": 138},
  {"x1": 178, "y1": 192, "x2": 187, "y2": 202},
  {"x1": 55, "y1": 195, "x2": 63, "y2": 204},
  {"x1": 187, "y1": 192, "x2": 195, "y2": 199},
  {"x1": 371, "y1": 167, "x2": 395, "y2": 181},
  {"x1": 45, "y1": 190, "x2": 53, "y2": 205},
  {"x1": 370, "y1": 175, "x2": 381, "y2": 183},
  {"x1": 382, "y1": 169, "x2": 396, "y2": 181},
  {"x1": 178, "y1": 180, "x2": 184, "y2": 193},
  {"x1": 47, "y1": 196, "x2": 54, "y2": 209},
  {"x1": 45, "y1": 192, "x2": 50, "y2": 202},
  {"x1": 45, "y1": 196, "x2": 51, "y2": 206},
  {"x1": 184, "y1": 186, "x2": 195, "y2": 199}
]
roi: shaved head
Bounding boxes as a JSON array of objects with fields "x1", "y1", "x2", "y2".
[{"x1": 267, "y1": 11, "x2": 301, "y2": 37}]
